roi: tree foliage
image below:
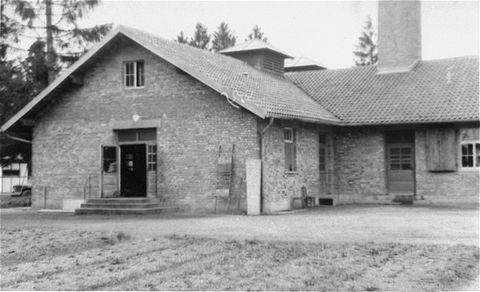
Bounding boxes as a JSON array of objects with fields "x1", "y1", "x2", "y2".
[
  {"x1": 0, "y1": 0, "x2": 110, "y2": 161},
  {"x1": 247, "y1": 25, "x2": 267, "y2": 42},
  {"x1": 176, "y1": 31, "x2": 189, "y2": 44},
  {"x1": 188, "y1": 22, "x2": 210, "y2": 50},
  {"x1": 353, "y1": 16, "x2": 378, "y2": 66},
  {"x1": 0, "y1": 0, "x2": 112, "y2": 123},
  {"x1": 9, "y1": 0, "x2": 111, "y2": 58},
  {"x1": 211, "y1": 21, "x2": 236, "y2": 52}
]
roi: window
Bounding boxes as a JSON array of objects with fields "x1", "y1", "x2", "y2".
[
  {"x1": 126, "y1": 153, "x2": 134, "y2": 172},
  {"x1": 117, "y1": 128, "x2": 156, "y2": 142},
  {"x1": 147, "y1": 145, "x2": 157, "y2": 171},
  {"x1": 461, "y1": 128, "x2": 480, "y2": 169},
  {"x1": 389, "y1": 147, "x2": 413, "y2": 170},
  {"x1": 124, "y1": 60, "x2": 144, "y2": 88},
  {"x1": 319, "y1": 133, "x2": 327, "y2": 171},
  {"x1": 284, "y1": 128, "x2": 297, "y2": 172},
  {"x1": 102, "y1": 146, "x2": 117, "y2": 173}
]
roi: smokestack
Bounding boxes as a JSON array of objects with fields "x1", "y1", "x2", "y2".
[{"x1": 377, "y1": 0, "x2": 422, "y2": 73}]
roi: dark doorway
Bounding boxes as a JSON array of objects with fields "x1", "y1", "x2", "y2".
[
  {"x1": 120, "y1": 144, "x2": 146, "y2": 197},
  {"x1": 386, "y1": 131, "x2": 415, "y2": 194}
]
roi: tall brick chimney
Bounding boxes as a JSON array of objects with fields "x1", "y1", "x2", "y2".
[{"x1": 377, "y1": 0, "x2": 422, "y2": 73}]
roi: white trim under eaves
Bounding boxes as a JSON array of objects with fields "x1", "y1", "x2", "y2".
[{"x1": 0, "y1": 27, "x2": 122, "y2": 132}]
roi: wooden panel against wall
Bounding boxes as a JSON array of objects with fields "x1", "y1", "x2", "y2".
[{"x1": 426, "y1": 128, "x2": 457, "y2": 171}]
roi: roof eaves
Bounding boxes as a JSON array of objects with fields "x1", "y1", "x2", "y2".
[
  {"x1": 342, "y1": 117, "x2": 480, "y2": 126},
  {"x1": 1, "y1": 27, "x2": 123, "y2": 132},
  {"x1": 268, "y1": 113, "x2": 342, "y2": 125}
]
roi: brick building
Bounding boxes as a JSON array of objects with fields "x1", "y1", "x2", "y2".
[{"x1": 1, "y1": 1, "x2": 478, "y2": 213}]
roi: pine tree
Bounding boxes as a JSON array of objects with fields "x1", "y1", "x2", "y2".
[
  {"x1": 0, "y1": 0, "x2": 109, "y2": 161},
  {"x1": 188, "y1": 23, "x2": 210, "y2": 50},
  {"x1": 3, "y1": 0, "x2": 112, "y2": 83},
  {"x1": 247, "y1": 25, "x2": 268, "y2": 42},
  {"x1": 353, "y1": 16, "x2": 378, "y2": 66},
  {"x1": 211, "y1": 21, "x2": 236, "y2": 52},
  {"x1": 176, "y1": 31, "x2": 189, "y2": 44}
]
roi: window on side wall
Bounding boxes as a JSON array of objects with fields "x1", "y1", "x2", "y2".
[
  {"x1": 319, "y1": 133, "x2": 327, "y2": 171},
  {"x1": 147, "y1": 145, "x2": 157, "y2": 171},
  {"x1": 460, "y1": 128, "x2": 480, "y2": 169},
  {"x1": 124, "y1": 60, "x2": 144, "y2": 88},
  {"x1": 284, "y1": 128, "x2": 297, "y2": 172}
]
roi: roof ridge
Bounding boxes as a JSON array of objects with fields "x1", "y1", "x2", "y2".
[
  {"x1": 1, "y1": 24, "x2": 341, "y2": 131},
  {"x1": 421, "y1": 55, "x2": 479, "y2": 62},
  {"x1": 113, "y1": 26, "x2": 341, "y2": 123},
  {"x1": 119, "y1": 25, "x2": 291, "y2": 82}
]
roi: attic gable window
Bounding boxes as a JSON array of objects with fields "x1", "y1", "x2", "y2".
[{"x1": 124, "y1": 60, "x2": 144, "y2": 88}]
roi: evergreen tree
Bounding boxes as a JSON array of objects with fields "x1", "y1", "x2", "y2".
[
  {"x1": 247, "y1": 25, "x2": 268, "y2": 42},
  {"x1": 0, "y1": 0, "x2": 110, "y2": 162},
  {"x1": 176, "y1": 31, "x2": 189, "y2": 44},
  {"x1": 188, "y1": 23, "x2": 210, "y2": 50},
  {"x1": 3, "y1": 0, "x2": 112, "y2": 82},
  {"x1": 211, "y1": 21, "x2": 236, "y2": 52},
  {"x1": 353, "y1": 16, "x2": 378, "y2": 66},
  {"x1": 23, "y1": 39, "x2": 50, "y2": 90}
]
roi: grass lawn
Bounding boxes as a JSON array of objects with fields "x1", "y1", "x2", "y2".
[{"x1": 1, "y1": 226, "x2": 478, "y2": 291}]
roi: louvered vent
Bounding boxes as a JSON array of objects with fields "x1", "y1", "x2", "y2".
[{"x1": 263, "y1": 54, "x2": 284, "y2": 75}]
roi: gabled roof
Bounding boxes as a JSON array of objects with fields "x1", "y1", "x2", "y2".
[
  {"x1": 1, "y1": 25, "x2": 339, "y2": 132},
  {"x1": 219, "y1": 39, "x2": 292, "y2": 59},
  {"x1": 286, "y1": 56, "x2": 479, "y2": 125},
  {"x1": 285, "y1": 56, "x2": 327, "y2": 70}
]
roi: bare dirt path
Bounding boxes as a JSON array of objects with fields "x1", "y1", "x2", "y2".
[{"x1": 2, "y1": 205, "x2": 477, "y2": 246}]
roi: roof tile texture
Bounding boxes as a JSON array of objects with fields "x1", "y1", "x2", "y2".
[
  {"x1": 121, "y1": 26, "x2": 339, "y2": 123},
  {"x1": 286, "y1": 56, "x2": 479, "y2": 125}
]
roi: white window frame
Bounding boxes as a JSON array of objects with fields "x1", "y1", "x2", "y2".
[
  {"x1": 460, "y1": 140, "x2": 480, "y2": 171},
  {"x1": 124, "y1": 60, "x2": 144, "y2": 88},
  {"x1": 284, "y1": 127, "x2": 297, "y2": 172}
]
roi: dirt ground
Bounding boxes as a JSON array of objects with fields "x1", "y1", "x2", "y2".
[
  {"x1": 1, "y1": 204, "x2": 478, "y2": 245},
  {"x1": 1, "y1": 205, "x2": 479, "y2": 290}
]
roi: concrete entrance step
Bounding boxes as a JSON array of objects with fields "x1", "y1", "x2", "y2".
[
  {"x1": 86, "y1": 198, "x2": 152, "y2": 204},
  {"x1": 75, "y1": 206, "x2": 178, "y2": 215},
  {"x1": 80, "y1": 202, "x2": 163, "y2": 209},
  {"x1": 75, "y1": 197, "x2": 177, "y2": 215},
  {"x1": 392, "y1": 193, "x2": 414, "y2": 204}
]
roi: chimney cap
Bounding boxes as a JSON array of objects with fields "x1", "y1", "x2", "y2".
[{"x1": 219, "y1": 39, "x2": 292, "y2": 59}]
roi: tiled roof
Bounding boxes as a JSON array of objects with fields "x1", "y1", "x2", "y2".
[
  {"x1": 286, "y1": 56, "x2": 479, "y2": 125},
  {"x1": 109, "y1": 26, "x2": 339, "y2": 123},
  {"x1": 285, "y1": 56, "x2": 326, "y2": 70},
  {"x1": 219, "y1": 39, "x2": 292, "y2": 58},
  {"x1": 1, "y1": 26, "x2": 340, "y2": 131}
]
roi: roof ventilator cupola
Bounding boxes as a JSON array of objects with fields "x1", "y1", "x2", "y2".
[{"x1": 219, "y1": 39, "x2": 292, "y2": 75}]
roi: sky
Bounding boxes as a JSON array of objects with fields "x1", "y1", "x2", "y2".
[{"x1": 66, "y1": 1, "x2": 480, "y2": 69}]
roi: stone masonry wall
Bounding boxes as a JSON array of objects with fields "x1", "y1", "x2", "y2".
[
  {"x1": 415, "y1": 128, "x2": 479, "y2": 205},
  {"x1": 261, "y1": 120, "x2": 329, "y2": 213},
  {"x1": 31, "y1": 39, "x2": 259, "y2": 211},
  {"x1": 333, "y1": 126, "x2": 479, "y2": 205},
  {"x1": 333, "y1": 128, "x2": 388, "y2": 203}
]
